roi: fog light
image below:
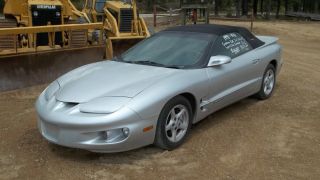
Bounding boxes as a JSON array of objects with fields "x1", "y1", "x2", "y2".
[
  {"x1": 122, "y1": 128, "x2": 130, "y2": 137},
  {"x1": 100, "y1": 128, "x2": 130, "y2": 143}
]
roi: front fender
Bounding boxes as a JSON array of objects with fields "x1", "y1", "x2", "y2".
[{"x1": 126, "y1": 69, "x2": 209, "y2": 122}]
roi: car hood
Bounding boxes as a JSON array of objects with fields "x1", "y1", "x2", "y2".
[{"x1": 55, "y1": 61, "x2": 178, "y2": 103}]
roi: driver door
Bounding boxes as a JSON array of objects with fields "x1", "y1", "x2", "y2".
[{"x1": 204, "y1": 32, "x2": 261, "y2": 113}]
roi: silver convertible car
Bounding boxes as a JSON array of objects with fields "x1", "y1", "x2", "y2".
[{"x1": 36, "y1": 24, "x2": 282, "y2": 153}]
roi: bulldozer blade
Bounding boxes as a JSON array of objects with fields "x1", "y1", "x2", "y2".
[
  {"x1": 111, "y1": 39, "x2": 143, "y2": 57},
  {"x1": 0, "y1": 47, "x2": 105, "y2": 92}
]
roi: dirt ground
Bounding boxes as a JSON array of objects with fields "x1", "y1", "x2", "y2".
[{"x1": 0, "y1": 20, "x2": 320, "y2": 180}]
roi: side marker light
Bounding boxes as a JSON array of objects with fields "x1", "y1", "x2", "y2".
[{"x1": 143, "y1": 125, "x2": 153, "y2": 132}]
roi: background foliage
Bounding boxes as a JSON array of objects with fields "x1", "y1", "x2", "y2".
[
  {"x1": 66, "y1": 0, "x2": 320, "y2": 16},
  {"x1": 1, "y1": 0, "x2": 319, "y2": 17}
]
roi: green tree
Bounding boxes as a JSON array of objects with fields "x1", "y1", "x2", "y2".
[
  {"x1": 0, "y1": 0, "x2": 4, "y2": 14},
  {"x1": 284, "y1": 0, "x2": 289, "y2": 13},
  {"x1": 265, "y1": 0, "x2": 271, "y2": 19},
  {"x1": 242, "y1": 0, "x2": 248, "y2": 16},
  {"x1": 260, "y1": 0, "x2": 264, "y2": 14},
  {"x1": 214, "y1": 0, "x2": 221, "y2": 16},
  {"x1": 253, "y1": 0, "x2": 259, "y2": 16},
  {"x1": 276, "y1": 0, "x2": 281, "y2": 18},
  {"x1": 235, "y1": 0, "x2": 241, "y2": 17}
]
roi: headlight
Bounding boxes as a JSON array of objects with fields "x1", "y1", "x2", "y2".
[
  {"x1": 44, "y1": 81, "x2": 60, "y2": 101},
  {"x1": 33, "y1": 11, "x2": 38, "y2": 17},
  {"x1": 79, "y1": 97, "x2": 131, "y2": 114}
]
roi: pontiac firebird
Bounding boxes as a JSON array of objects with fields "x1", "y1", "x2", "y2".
[{"x1": 36, "y1": 24, "x2": 282, "y2": 153}]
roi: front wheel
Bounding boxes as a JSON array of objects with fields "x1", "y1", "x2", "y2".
[
  {"x1": 255, "y1": 64, "x2": 276, "y2": 100},
  {"x1": 154, "y1": 96, "x2": 192, "y2": 150}
]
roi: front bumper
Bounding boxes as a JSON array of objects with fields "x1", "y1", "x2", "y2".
[{"x1": 36, "y1": 93, "x2": 157, "y2": 153}]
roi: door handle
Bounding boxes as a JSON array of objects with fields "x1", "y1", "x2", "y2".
[{"x1": 252, "y1": 59, "x2": 260, "y2": 64}]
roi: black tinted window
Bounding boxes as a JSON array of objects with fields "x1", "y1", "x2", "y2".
[
  {"x1": 95, "y1": 0, "x2": 105, "y2": 13},
  {"x1": 212, "y1": 32, "x2": 252, "y2": 58}
]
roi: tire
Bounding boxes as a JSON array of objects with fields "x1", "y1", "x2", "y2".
[
  {"x1": 255, "y1": 64, "x2": 276, "y2": 100},
  {"x1": 154, "y1": 96, "x2": 193, "y2": 150}
]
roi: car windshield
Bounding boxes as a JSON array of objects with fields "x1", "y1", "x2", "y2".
[
  {"x1": 119, "y1": 32, "x2": 214, "y2": 68},
  {"x1": 95, "y1": 0, "x2": 106, "y2": 13}
]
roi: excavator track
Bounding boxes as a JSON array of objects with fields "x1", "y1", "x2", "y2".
[{"x1": 0, "y1": 18, "x2": 17, "y2": 51}]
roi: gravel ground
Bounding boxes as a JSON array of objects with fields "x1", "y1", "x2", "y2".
[{"x1": 0, "y1": 21, "x2": 319, "y2": 180}]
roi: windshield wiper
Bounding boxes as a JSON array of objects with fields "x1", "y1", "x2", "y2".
[
  {"x1": 165, "y1": 65, "x2": 183, "y2": 69},
  {"x1": 126, "y1": 60, "x2": 183, "y2": 69},
  {"x1": 127, "y1": 60, "x2": 165, "y2": 67}
]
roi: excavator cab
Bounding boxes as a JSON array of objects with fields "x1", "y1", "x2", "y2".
[
  {"x1": 83, "y1": 0, "x2": 134, "y2": 23},
  {"x1": 82, "y1": 0, "x2": 107, "y2": 23},
  {"x1": 95, "y1": 0, "x2": 107, "y2": 19}
]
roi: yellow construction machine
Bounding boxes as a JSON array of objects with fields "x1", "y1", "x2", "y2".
[
  {"x1": 82, "y1": 0, "x2": 150, "y2": 58},
  {"x1": 82, "y1": 0, "x2": 106, "y2": 23},
  {"x1": 0, "y1": 0, "x2": 150, "y2": 91},
  {"x1": 0, "y1": 0, "x2": 105, "y2": 91},
  {"x1": 0, "y1": 0, "x2": 103, "y2": 56}
]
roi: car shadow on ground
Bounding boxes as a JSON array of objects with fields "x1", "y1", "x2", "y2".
[{"x1": 192, "y1": 96, "x2": 259, "y2": 129}]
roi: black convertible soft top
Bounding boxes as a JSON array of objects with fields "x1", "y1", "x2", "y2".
[{"x1": 164, "y1": 24, "x2": 265, "y2": 49}]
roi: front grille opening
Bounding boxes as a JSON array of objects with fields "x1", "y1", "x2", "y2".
[
  {"x1": 31, "y1": 5, "x2": 63, "y2": 46},
  {"x1": 64, "y1": 102, "x2": 79, "y2": 108}
]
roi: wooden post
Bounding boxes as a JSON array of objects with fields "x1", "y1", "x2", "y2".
[
  {"x1": 106, "y1": 38, "x2": 113, "y2": 59},
  {"x1": 132, "y1": 0, "x2": 138, "y2": 34},
  {"x1": 33, "y1": 33, "x2": 37, "y2": 53},
  {"x1": 153, "y1": 4, "x2": 157, "y2": 27},
  {"x1": 169, "y1": 8, "x2": 173, "y2": 24},
  {"x1": 251, "y1": 8, "x2": 254, "y2": 32},
  {"x1": 14, "y1": 34, "x2": 17, "y2": 54},
  {"x1": 99, "y1": 29, "x2": 103, "y2": 45}
]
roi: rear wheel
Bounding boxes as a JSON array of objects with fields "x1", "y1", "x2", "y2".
[
  {"x1": 255, "y1": 64, "x2": 276, "y2": 100},
  {"x1": 154, "y1": 96, "x2": 192, "y2": 150}
]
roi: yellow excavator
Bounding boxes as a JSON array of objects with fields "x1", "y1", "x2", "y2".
[
  {"x1": 0, "y1": 0, "x2": 150, "y2": 91},
  {"x1": 0, "y1": 0, "x2": 150, "y2": 58},
  {"x1": 82, "y1": 0, "x2": 150, "y2": 58},
  {"x1": 0, "y1": 0, "x2": 103, "y2": 55},
  {"x1": 0, "y1": 0, "x2": 104, "y2": 91}
]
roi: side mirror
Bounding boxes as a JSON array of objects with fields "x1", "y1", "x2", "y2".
[{"x1": 207, "y1": 55, "x2": 232, "y2": 67}]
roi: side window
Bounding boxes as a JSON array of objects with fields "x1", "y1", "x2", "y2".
[
  {"x1": 212, "y1": 32, "x2": 252, "y2": 58},
  {"x1": 95, "y1": 0, "x2": 106, "y2": 13}
]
